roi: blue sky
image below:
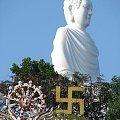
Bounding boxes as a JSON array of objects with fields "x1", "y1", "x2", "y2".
[{"x1": 0, "y1": 0, "x2": 120, "y2": 82}]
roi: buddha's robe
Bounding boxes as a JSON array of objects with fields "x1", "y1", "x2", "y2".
[{"x1": 51, "y1": 25, "x2": 100, "y2": 81}]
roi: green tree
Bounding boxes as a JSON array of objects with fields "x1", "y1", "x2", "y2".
[
  {"x1": 107, "y1": 76, "x2": 120, "y2": 120},
  {"x1": 10, "y1": 57, "x2": 56, "y2": 85}
]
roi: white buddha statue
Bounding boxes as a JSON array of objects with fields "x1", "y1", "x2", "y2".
[{"x1": 51, "y1": 0, "x2": 100, "y2": 81}]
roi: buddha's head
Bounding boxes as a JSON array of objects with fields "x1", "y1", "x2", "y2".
[{"x1": 64, "y1": 0, "x2": 92, "y2": 28}]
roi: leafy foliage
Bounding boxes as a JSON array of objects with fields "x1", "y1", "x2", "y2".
[
  {"x1": 9, "y1": 57, "x2": 120, "y2": 119},
  {"x1": 10, "y1": 57, "x2": 56, "y2": 84},
  {"x1": 107, "y1": 76, "x2": 120, "y2": 120}
]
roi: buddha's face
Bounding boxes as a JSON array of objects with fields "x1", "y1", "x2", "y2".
[{"x1": 73, "y1": 0, "x2": 92, "y2": 28}]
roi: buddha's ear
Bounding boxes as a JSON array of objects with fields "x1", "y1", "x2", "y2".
[{"x1": 68, "y1": 5, "x2": 75, "y2": 23}]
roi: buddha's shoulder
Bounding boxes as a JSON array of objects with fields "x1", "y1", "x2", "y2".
[
  {"x1": 56, "y1": 26, "x2": 69, "y2": 35},
  {"x1": 54, "y1": 27, "x2": 70, "y2": 40}
]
